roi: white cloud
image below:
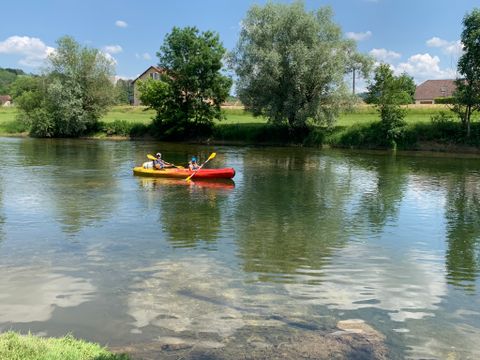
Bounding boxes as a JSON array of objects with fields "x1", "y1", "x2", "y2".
[
  {"x1": 103, "y1": 45, "x2": 123, "y2": 54},
  {"x1": 346, "y1": 30, "x2": 372, "y2": 41},
  {"x1": 369, "y1": 48, "x2": 401, "y2": 62},
  {"x1": 114, "y1": 75, "x2": 133, "y2": 83},
  {"x1": 394, "y1": 53, "x2": 456, "y2": 82},
  {"x1": 0, "y1": 35, "x2": 54, "y2": 67},
  {"x1": 102, "y1": 52, "x2": 117, "y2": 65},
  {"x1": 135, "y1": 52, "x2": 152, "y2": 60},
  {"x1": 426, "y1": 37, "x2": 463, "y2": 56},
  {"x1": 115, "y1": 20, "x2": 128, "y2": 28}
]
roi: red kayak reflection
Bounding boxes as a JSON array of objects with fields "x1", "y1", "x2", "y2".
[{"x1": 138, "y1": 177, "x2": 235, "y2": 190}]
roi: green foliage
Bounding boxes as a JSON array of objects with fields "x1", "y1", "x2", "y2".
[
  {"x1": 10, "y1": 75, "x2": 41, "y2": 99},
  {"x1": 396, "y1": 72, "x2": 416, "y2": 104},
  {"x1": 230, "y1": 1, "x2": 372, "y2": 128},
  {"x1": 0, "y1": 67, "x2": 26, "y2": 94},
  {"x1": 115, "y1": 79, "x2": 133, "y2": 104},
  {"x1": 140, "y1": 26, "x2": 232, "y2": 139},
  {"x1": 96, "y1": 119, "x2": 149, "y2": 137},
  {"x1": 15, "y1": 36, "x2": 115, "y2": 137},
  {"x1": 434, "y1": 96, "x2": 455, "y2": 104},
  {"x1": 213, "y1": 123, "x2": 312, "y2": 144},
  {"x1": 366, "y1": 66, "x2": 415, "y2": 105},
  {"x1": 453, "y1": 8, "x2": 480, "y2": 136},
  {"x1": 0, "y1": 331, "x2": 129, "y2": 360},
  {"x1": 427, "y1": 111, "x2": 464, "y2": 142},
  {"x1": 366, "y1": 64, "x2": 407, "y2": 146}
]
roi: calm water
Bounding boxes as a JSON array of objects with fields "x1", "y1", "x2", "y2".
[{"x1": 0, "y1": 137, "x2": 480, "y2": 359}]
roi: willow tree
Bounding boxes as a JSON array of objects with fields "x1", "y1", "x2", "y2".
[
  {"x1": 15, "y1": 36, "x2": 115, "y2": 137},
  {"x1": 230, "y1": 1, "x2": 372, "y2": 128}
]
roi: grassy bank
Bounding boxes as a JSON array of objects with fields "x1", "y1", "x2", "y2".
[
  {"x1": 1, "y1": 104, "x2": 479, "y2": 152},
  {"x1": 0, "y1": 331, "x2": 128, "y2": 360}
]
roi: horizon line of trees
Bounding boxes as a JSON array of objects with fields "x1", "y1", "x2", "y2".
[{"x1": 7, "y1": 2, "x2": 480, "y2": 143}]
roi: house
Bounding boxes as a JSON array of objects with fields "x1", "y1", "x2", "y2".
[
  {"x1": 132, "y1": 66, "x2": 164, "y2": 106},
  {"x1": 0, "y1": 95, "x2": 12, "y2": 106},
  {"x1": 414, "y1": 79, "x2": 457, "y2": 104}
]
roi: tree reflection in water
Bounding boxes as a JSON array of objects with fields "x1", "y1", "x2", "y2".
[
  {"x1": 445, "y1": 172, "x2": 480, "y2": 292},
  {"x1": 138, "y1": 177, "x2": 234, "y2": 249}
]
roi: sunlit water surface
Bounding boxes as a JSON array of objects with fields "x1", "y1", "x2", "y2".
[{"x1": 0, "y1": 137, "x2": 479, "y2": 359}]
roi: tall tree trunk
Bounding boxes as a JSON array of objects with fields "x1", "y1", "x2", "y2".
[{"x1": 466, "y1": 105, "x2": 471, "y2": 137}]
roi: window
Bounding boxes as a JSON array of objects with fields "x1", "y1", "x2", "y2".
[{"x1": 149, "y1": 72, "x2": 160, "y2": 80}]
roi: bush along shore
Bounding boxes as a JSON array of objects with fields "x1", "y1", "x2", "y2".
[{"x1": 1, "y1": 106, "x2": 480, "y2": 153}]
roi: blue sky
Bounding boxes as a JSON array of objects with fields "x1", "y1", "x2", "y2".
[{"x1": 0, "y1": 0, "x2": 476, "y2": 90}]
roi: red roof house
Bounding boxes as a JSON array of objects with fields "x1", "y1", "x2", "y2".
[{"x1": 414, "y1": 80, "x2": 457, "y2": 104}]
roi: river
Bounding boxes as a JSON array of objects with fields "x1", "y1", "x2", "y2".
[{"x1": 0, "y1": 137, "x2": 479, "y2": 359}]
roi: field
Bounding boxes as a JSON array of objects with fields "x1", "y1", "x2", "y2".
[{"x1": 0, "y1": 103, "x2": 470, "y2": 137}]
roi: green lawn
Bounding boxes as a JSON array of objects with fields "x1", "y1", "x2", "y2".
[
  {"x1": 0, "y1": 103, "x2": 466, "y2": 135},
  {"x1": 100, "y1": 105, "x2": 156, "y2": 124},
  {"x1": 336, "y1": 104, "x2": 451, "y2": 126}
]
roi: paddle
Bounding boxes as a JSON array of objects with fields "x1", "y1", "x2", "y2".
[
  {"x1": 186, "y1": 152, "x2": 216, "y2": 181},
  {"x1": 146, "y1": 154, "x2": 183, "y2": 169}
]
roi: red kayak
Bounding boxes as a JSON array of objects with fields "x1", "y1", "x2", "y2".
[{"x1": 133, "y1": 166, "x2": 235, "y2": 179}]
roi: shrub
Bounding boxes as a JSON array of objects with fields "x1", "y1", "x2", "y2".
[
  {"x1": 434, "y1": 97, "x2": 454, "y2": 104},
  {"x1": 101, "y1": 120, "x2": 133, "y2": 136}
]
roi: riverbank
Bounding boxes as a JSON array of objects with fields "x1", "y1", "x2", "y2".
[
  {"x1": 1, "y1": 105, "x2": 479, "y2": 154},
  {"x1": 0, "y1": 332, "x2": 128, "y2": 360}
]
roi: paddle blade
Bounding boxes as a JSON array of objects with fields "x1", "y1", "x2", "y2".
[
  {"x1": 208, "y1": 152, "x2": 217, "y2": 161},
  {"x1": 147, "y1": 154, "x2": 156, "y2": 161}
]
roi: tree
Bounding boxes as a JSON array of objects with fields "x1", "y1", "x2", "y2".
[
  {"x1": 230, "y1": 1, "x2": 372, "y2": 128},
  {"x1": 366, "y1": 64, "x2": 407, "y2": 147},
  {"x1": 16, "y1": 36, "x2": 115, "y2": 137},
  {"x1": 138, "y1": 26, "x2": 232, "y2": 138},
  {"x1": 0, "y1": 67, "x2": 26, "y2": 94},
  {"x1": 114, "y1": 79, "x2": 133, "y2": 104},
  {"x1": 365, "y1": 68, "x2": 415, "y2": 105},
  {"x1": 452, "y1": 8, "x2": 480, "y2": 137}
]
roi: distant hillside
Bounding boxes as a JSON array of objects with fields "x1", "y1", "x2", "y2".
[{"x1": 0, "y1": 67, "x2": 27, "y2": 95}]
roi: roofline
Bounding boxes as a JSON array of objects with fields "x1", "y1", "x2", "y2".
[{"x1": 132, "y1": 66, "x2": 163, "y2": 83}]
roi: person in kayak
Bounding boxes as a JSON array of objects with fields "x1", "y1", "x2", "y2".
[
  {"x1": 153, "y1": 152, "x2": 173, "y2": 170},
  {"x1": 188, "y1": 157, "x2": 200, "y2": 171}
]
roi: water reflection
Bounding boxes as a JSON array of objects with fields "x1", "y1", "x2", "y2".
[
  {"x1": 137, "y1": 177, "x2": 234, "y2": 248},
  {"x1": 0, "y1": 265, "x2": 95, "y2": 323},
  {"x1": 235, "y1": 152, "x2": 351, "y2": 282},
  {"x1": 350, "y1": 154, "x2": 408, "y2": 233},
  {"x1": 445, "y1": 172, "x2": 480, "y2": 292},
  {"x1": 14, "y1": 139, "x2": 120, "y2": 234},
  {"x1": 0, "y1": 176, "x2": 4, "y2": 244},
  {"x1": 2, "y1": 138, "x2": 480, "y2": 359}
]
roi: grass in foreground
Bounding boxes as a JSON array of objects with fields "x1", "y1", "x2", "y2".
[{"x1": 0, "y1": 331, "x2": 129, "y2": 360}]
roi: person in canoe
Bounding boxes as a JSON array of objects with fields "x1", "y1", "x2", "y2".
[
  {"x1": 153, "y1": 152, "x2": 173, "y2": 170},
  {"x1": 188, "y1": 157, "x2": 200, "y2": 171}
]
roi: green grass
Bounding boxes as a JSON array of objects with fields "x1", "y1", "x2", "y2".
[
  {"x1": 219, "y1": 107, "x2": 266, "y2": 124},
  {"x1": 0, "y1": 107, "x2": 28, "y2": 134},
  {"x1": 336, "y1": 104, "x2": 451, "y2": 126},
  {"x1": 1, "y1": 104, "x2": 479, "y2": 149},
  {"x1": 100, "y1": 105, "x2": 155, "y2": 124},
  {"x1": 0, "y1": 332, "x2": 129, "y2": 360}
]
